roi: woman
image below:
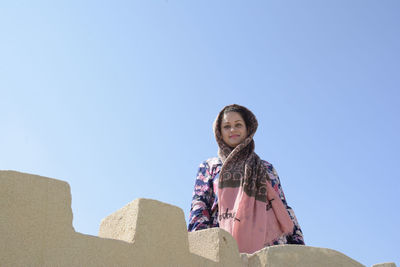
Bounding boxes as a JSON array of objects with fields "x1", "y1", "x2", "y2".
[{"x1": 188, "y1": 104, "x2": 304, "y2": 254}]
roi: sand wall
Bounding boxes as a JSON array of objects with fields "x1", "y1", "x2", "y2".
[{"x1": 0, "y1": 171, "x2": 395, "y2": 267}]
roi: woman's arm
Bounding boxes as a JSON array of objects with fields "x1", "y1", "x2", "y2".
[
  {"x1": 266, "y1": 162, "x2": 305, "y2": 245},
  {"x1": 188, "y1": 161, "x2": 215, "y2": 231}
]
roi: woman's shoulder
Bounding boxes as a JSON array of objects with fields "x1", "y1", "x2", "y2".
[
  {"x1": 260, "y1": 159, "x2": 273, "y2": 170},
  {"x1": 197, "y1": 157, "x2": 222, "y2": 176},
  {"x1": 202, "y1": 157, "x2": 222, "y2": 168},
  {"x1": 260, "y1": 159, "x2": 279, "y2": 177}
]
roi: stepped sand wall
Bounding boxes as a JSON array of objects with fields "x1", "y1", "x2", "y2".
[{"x1": 0, "y1": 171, "x2": 395, "y2": 267}]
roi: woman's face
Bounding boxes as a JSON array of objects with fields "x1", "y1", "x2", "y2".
[{"x1": 221, "y1": 112, "x2": 248, "y2": 148}]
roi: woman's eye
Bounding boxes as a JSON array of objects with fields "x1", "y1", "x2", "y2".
[
  {"x1": 236, "y1": 124, "x2": 242, "y2": 128},
  {"x1": 224, "y1": 125, "x2": 230, "y2": 129}
]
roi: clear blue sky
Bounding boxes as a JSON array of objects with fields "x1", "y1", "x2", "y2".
[{"x1": 1, "y1": 1, "x2": 399, "y2": 266}]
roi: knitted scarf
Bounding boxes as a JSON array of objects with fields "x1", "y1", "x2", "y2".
[{"x1": 214, "y1": 104, "x2": 294, "y2": 254}]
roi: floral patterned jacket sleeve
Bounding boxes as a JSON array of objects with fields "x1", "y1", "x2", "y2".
[
  {"x1": 263, "y1": 161, "x2": 305, "y2": 245},
  {"x1": 187, "y1": 158, "x2": 220, "y2": 231}
]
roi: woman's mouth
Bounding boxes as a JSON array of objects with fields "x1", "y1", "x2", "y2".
[{"x1": 230, "y1": 135, "x2": 240, "y2": 138}]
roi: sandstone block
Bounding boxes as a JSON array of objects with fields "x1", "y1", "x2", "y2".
[
  {"x1": 0, "y1": 170, "x2": 74, "y2": 266},
  {"x1": 188, "y1": 227, "x2": 242, "y2": 267},
  {"x1": 99, "y1": 198, "x2": 191, "y2": 265},
  {"x1": 244, "y1": 244, "x2": 365, "y2": 267},
  {"x1": 372, "y1": 263, "x2": 397, "y2": 267}
]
